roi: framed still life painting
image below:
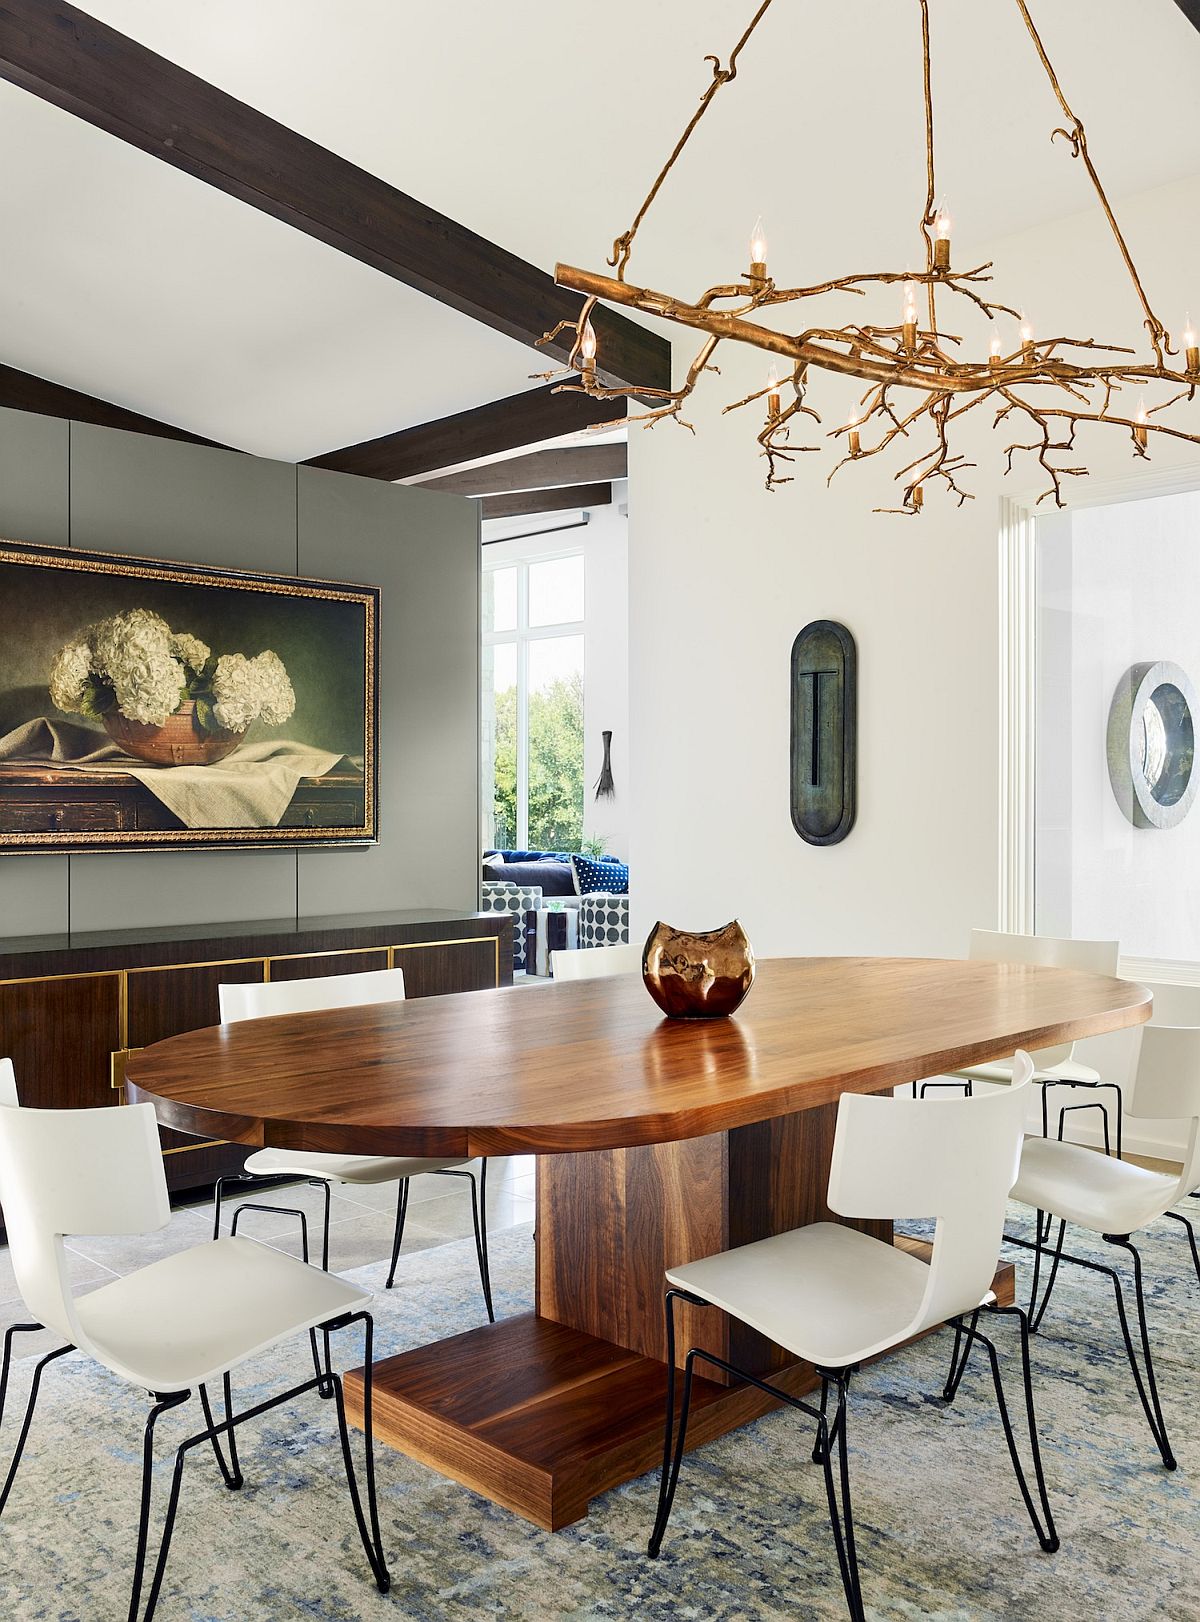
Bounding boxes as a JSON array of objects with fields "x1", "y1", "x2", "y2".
[{"x1": 0, "y1": 539, "x2": 379, "y2": 852}]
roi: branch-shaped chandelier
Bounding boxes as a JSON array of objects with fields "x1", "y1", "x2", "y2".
[{"x1": 543, "y1": 0, "x2": 1200, "y2": 513}]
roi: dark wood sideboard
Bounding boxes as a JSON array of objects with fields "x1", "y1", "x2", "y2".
[{"x1": 0, "y1": 908, "x2": 511, "y2": 1234}]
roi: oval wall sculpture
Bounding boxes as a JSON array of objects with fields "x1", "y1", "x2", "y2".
[
  {"x1": 1106, "y1": 660, "x2": 1198, "y2": 830},
  {"x1": 790, "y1": 620, "x2": 856, "y2": 845}
]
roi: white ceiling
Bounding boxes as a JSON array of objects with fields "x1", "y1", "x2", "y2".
[{"x1": 6, "y1": 0, "x2": 1200, "y2": 460}]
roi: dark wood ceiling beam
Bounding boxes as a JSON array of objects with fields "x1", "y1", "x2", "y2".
[
  {"x1": 0, "y1": 1, "x2": 670, "y2": 392},
  {"x1": 0, "y1": 361, "x2": 227, "y2": 447},
  {"x1": 419, "y1": 442, "x2": 626, "y2": 498},
  {"x1": 1173, "y1": 0, "x2": 1200, "y2": 36},
  {"x1": 306, "y1": 385, "x2": 626, "y2": 482},
  {"x1": 481, "y1": 483, "x2": 611, "y2": 521}
]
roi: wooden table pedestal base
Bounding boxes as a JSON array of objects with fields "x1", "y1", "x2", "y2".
[{"x1": 346, "y1": 1242, "x2": 1016, "y2": 1532}]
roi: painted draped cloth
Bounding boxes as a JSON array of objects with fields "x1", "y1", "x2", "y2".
[{"x1": 0, "y1": 717, "x2": 345, "y2": 829}]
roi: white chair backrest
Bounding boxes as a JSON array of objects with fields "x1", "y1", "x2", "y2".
[
  {"x1": 1129, "y1": 1025, "x2": 1200, "y2": 1197},
  {"x1": 220, "y1": 966, "x2": 407, "y2": 1023},
  {"x1": 551, "y1": 944, "x2": 643, "y2": 982},
  {"x1": 0, "y1": 1057, "x2": 17, "y2": 1108},
  {"x1": 0, "y1": 1101, "x2": 169, "y2": 1345},
  {"x1": 827, "y1": 1055, "x2": 1034, "y2": 1336},
  {"x1": 968, "y1": 930, "x2": 1120, "y2": 1069}
]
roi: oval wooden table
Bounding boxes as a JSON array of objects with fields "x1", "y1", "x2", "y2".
[{"x1": 126, "y1": 956, "x2": 1151, "y2": 1530}]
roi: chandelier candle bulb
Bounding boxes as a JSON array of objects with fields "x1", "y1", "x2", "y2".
[
  {"x1": 1135, "y1": 399, "x2": 1149, "y2": 449},
  {"x1": 911, "y1": 485, "x2": 924, "y2": 510},
  {"x1": 847, "y1": 412, "x2": 861, "y2": 456},
  {"x1": 1184, "y1": 316, "x2": 1199, "y2": 376},
  {"x1": 902, "y1": 283, "x2": 918, "y2": 352},
  {"x1": 989, "y1": 334, "x2": 1003, "y2": 371},
  {"x1": 578, "y1": 318, "x2": 598, "y2": 375},
  {"x1": 749, "y1": 215, "x2": 768, "y2": 280},
  {"x1": 766, "y1": 364, "x2": 781, "y2": 420},
  {"x1": 1020, "y1": 315, "x2": 1035, "y2": 364},
  {"x1": 933, "y1": 205, "x2": 952, "y2": 270}
]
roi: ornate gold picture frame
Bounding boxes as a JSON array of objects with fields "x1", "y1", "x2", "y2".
[{"x1": 0, "y1": 539, "x2": 379, "y2": 852}]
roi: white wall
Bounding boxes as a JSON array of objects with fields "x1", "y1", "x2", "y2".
[{"x1": 482, "y1": 483, "x2": 630, "y2": 857}]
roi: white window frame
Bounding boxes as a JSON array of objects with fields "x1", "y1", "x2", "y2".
[{"x1": 483, "y1": 548, "x2": 585, "y2": 851}]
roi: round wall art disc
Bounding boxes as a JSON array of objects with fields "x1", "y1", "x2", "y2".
[{"x1": 1107, "y1": 660, "x2": 1198, "y2": 829}]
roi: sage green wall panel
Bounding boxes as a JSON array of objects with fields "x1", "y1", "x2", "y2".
[
  {"x1": 0, "y1": 406, "x2": 70, "y2": 933},
  {"x1": 67, "y1": 423, "x2": 297, "y2": 574},
  {"x1": 295, "y1": 467, "x2": 480, "y2": 918}
]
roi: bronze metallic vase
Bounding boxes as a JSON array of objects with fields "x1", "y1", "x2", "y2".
[{"x1": 641, "y1": 920, "x2": 755, "y2": 1019}]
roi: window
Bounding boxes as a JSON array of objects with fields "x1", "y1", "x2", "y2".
[
  {"x1": 1033, "y1": 488, "x2": 1200, "y2": 964},
  {"x1": 483, "y1": 552, "x2": 585, "y2": 851}
]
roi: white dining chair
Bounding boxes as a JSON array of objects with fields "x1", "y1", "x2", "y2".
[
  {"x1": 648, "y1": 1057, "x2": 1055, "y2": 1620},
  {"x1": 550, "y1": 942, "x2": 642, "y2": 980},
  {"x1": 0, "y1": 1058, "x2": 50, "y2": 1416},
  {"x1": 1006, "y1": 1023, "x2": 1200, "y2": 1471},
  {"x1": 217, "y1": 967, "x2": 493, "y2": 1320},
  {"x1": 925, "y1": 931, "x2": 1123, "y2": 1153},
  {"x1": 0, "y1": 1097, "x2": 390, "y2": 1621}
]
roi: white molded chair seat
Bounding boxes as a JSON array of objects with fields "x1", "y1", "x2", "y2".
[
  {"x1": 667, "y1": 1221, "x2": 966, "y2": 1369},
  {"x1": 1013, "y1": 1137, "x2": 1178, "y2": 1236},
  {"x1": 958, "y1": 1055, "x2": 1101, "y2": 1088},
  {"x1": 243, "y1": 1147, "x2": 467, "y2": 1184},
  {"x1": 74, "y1": 1234, "x2": 370, "y2": 1391}
]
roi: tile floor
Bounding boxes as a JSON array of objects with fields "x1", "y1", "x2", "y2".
[{"x1": 0, "y1": 1154, "x2": 536, "y2": 1359}]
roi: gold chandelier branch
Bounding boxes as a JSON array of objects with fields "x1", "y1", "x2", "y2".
[
  {"x1": 608, "y1": 0, "x2": 777, "y2": 280},
  {"x1": 544, "y1": 0, "x2": 1200, "y2": 510}
]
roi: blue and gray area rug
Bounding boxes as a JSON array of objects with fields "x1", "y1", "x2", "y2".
[{"x1": 1, "y1": 1204, "x2": 1199, "y2": 1620}]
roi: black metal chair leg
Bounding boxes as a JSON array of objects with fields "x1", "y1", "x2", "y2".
[
  {"x1": 0, "y1": 1343, "x2": 73, "y2": 1518},
  {"x1": 384, "y1": 1178, "x2": 410, "y2": 1290},
  {"x1": 212, "y1": 1172, "x2": 257, "y2": 1240},
  {"x1": 817, "y1": 1372, "x2": 864, "y2": 1622},
  {"x1": 973, "y1": 1306, "x2": 1059, "y2": 1551},
  {"x1": 811, "y1": 1370, "x2": 830, "y2": 1463},
  {"x1": 127, "y1": 1389, "x2": 190, "y2": 1622},
  {"x1": 0, "y1": 1322, "x2": 45, "y2": 1430},
  {"x1": 1164, "y1": 1208, "x2": 1200, "y2": 1285},
  {"x1": 1028, "y1": 1216, "x2": 1067, "y2": 1333},
  {"x1": 1104, "y1": 1235, "x2": 1177, "y2": 1470},
  {"x1": 470, "y1": 1162, "x2": 495, "y2": 1323},
  {"x1": 942, "y1": 1309, "x2": 979, "y2": 1403},
  {"x1": 306, "y1": 1179, "x2": 333, "y2": 1272},
  {"x1": 198, "y1": 1380, "x2": 243, "y2": 1490},
  {"x1": 648, "y1": 1290, "x2": 699, "y2": 1559},
  {"x1": 329, "y1": 1313, "x2": 391, "y2": 1593}
]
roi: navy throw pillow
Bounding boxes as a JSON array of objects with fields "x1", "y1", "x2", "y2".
[{"x1": 571, "y1": 854, "x2": 630, "y2": 895}]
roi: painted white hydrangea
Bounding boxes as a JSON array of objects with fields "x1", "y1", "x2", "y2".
[
  {"x1": 210, "y1": 654, "x2": 258, "y2": 731},
  {"x1": 252, "y1": 650, "x2": 296, "y2": 726},
  {"x1": 87, "y1": 608, "x2": 172, "y2": 679},
  {"x1": 110, "y1": 648, "x2": 186, "y2": 726},
  {"x1": 169, "y1": 632, "x2": 210, "y2": 672},
  {"x1": 47, "y1": 639, "x2": 93, "y2": 714},
  {"x1": 211, "y1": 651, "x2": 296, "y2": 732}
]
